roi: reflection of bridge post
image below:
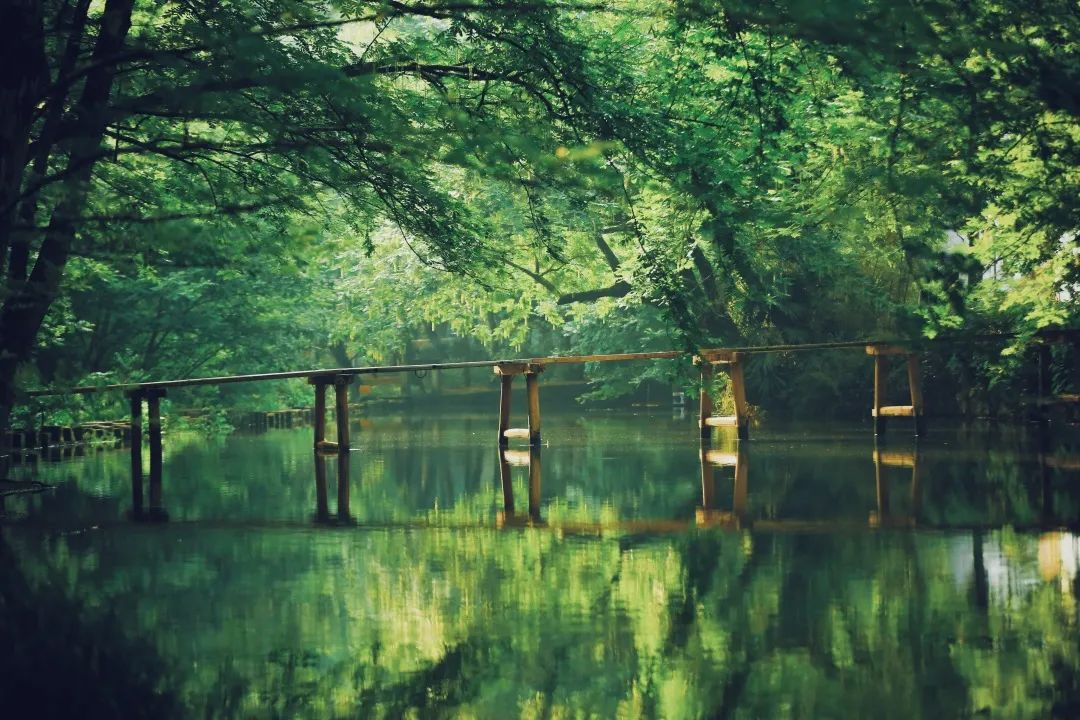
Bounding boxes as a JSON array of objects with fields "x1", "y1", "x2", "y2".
[
  {"x1": 313, "y1": 454, "x2": 330, "y2": 522},
  {"x1": 128, "y1": 391, "x2": 143, "y2": 517},
  {"x1": 1037, "y1": 426, "x2": 1080, "y2": 525},
  {"x1": 499, "y1": 448, "x2": 514, "y2": 513},
  {"x1": 128, "y1": 388, "x2": 168, "y2": 521},
  {"x1": 336, "y1": 443, "x2": 351, "y2": 522},
  {"x1": 528, "y1": 447, "x2": 542, "y2": 520},
  {"x1": 312, "y1": 448, "x2": 350, "y2": 523},
  {"x1": 146, "y1": 389, "x2": 167, "y2": 521},
  {"x1": 732, "y1": 447, "x2": 748, "y2": 519},
  {"x1": 870, "y1": 442, "x2": 920, "y2": 528},
  {"x1": 700, "y1": 444, "x2": 715, "y2": 508},
  {"x1": 874, "y1": 450, "x2": 890, "y2": 518},
  {"x1": 497, "y1": 446, "x2": 541, "y2": 525},
  {"x1": 697, "y1": 441, "x2": 748, "y2": 528}
]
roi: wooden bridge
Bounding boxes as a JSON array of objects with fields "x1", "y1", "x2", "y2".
[{"x1": 20, "y1": 331, "x2": 1079, "y2": 517}]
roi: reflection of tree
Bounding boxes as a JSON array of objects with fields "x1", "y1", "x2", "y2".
[
  {"x1": 0, "y1": 531, "x2": 179, "y2": 719},
  {"x1": 6, "y1": 520, "x2": 1080, "y2": 718},
  {"x1": 8, "y1": 419, "x2": 1080, "y2": 718}
]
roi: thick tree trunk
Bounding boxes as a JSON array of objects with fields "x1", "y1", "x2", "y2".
[
  {"x1": 0, "y1": 0, "x2": 136, "y2": 437},
  {"x1": 10, "y1": 0, "x2": 94, "y2": 284},
  {"x1": 0, "y1": 0, "x2": 49, "y2": 274},
  {"x1": 0, "y1": 0, "x2": 49, "y2": 437}
]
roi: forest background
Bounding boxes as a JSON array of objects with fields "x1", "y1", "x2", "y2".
[{"x1": 1, "y1": 0, "x2": 1077, "y2": 431}]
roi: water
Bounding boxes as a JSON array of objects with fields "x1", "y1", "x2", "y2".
[{"x1": 2, "y1": 409, "x2": 1079, "y2": 719}]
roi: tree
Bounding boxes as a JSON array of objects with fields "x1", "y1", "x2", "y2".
[
  {"x1": 4, "y1": 0, "x2": 1077, "y2": 429},
  {"x1": 0, "y1": 0, "x2": 634, "y2": 431}
]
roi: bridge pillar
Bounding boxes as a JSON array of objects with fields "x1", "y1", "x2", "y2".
[
  {"x1": 310, "y1": 376, "x2": 333, "y2": 452},
  {"x1": 866, "y1": 346, "x2": 924, "y2": 437},
  {"x1": 493, "y1": 362, "x2": 543, "y2": 446},
  {"x1": 310, "y1": 375, "x2": 349, "y2": 453},
  {"x1": 334, "y1": 375, "x2": 351, "y2": 453},
  {"x1": 696, "y1": 351, "x2": 749, "y2": 440},
  {"x1": 498, "y1": 374, "x2": 512, "y2": 447},
  {"x1": 698, "y1": 363, "x2": 713, "y2": 440}
]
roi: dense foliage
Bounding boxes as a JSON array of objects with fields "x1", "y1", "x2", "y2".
[{"x1": 2, "y1": 0, "x2": 1077, "y2": 427}]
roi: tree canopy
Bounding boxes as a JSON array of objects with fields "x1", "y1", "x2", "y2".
[{"x1": 2, "y1": 0, "x2": 1077, "y2": 426}]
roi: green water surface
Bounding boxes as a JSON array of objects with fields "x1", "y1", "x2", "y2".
[{"x1": 2, "y1": 410, "x2": 1079, "y2": 719}]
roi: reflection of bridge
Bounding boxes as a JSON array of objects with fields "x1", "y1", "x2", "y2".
[
  {"x1": 196, "y1": 440, "x2": 1066, "y2": 536},
  {"x1": 67, "y1": 426, "x2": 1073, "y2": 531},
  {"x1": 122, "y1": 426, "x2": 1080, "y2": 530},
  {"x1": 496, "y1": 439, "x2": 1077, "y2": 534},
  {"x1": 695, "y1": 443, "x2": 923, "y2": 531}
]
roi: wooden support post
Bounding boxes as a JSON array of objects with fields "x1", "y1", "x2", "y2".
[
  {"x1": 334, "y1": 376, "x2": 350, "y2": 452},
  {"x1": 128, "y1": 391, "x2": 143, "y2": 517},
  {"x1": 697, "y1": 352, "x2": 748, "y2": 440},
  {"x1": 699, "y1": 363, "x2": 714, "y2": 440},
  {"x1": 494, "y1": 362, "x2": 542, "y2": 445},
  {"x1": 873, "y1": 354, "x2": 887, "y2": 436},
  {"x1": 498, "y1": 374, "x2": 513, "y2": 446},
  {"x1": 311, "y1": 378, "x2": 328, "y2": 451},
  {"x1": 526, "y1": 371, "x2": 541, "y2": 446},
  {"x1": 868, "y1": 345, "x2": 923, "y2": 437},
  {"x1": 730, "y1": 353, "x2": 749, "y2": 441},
  {"x1": 146, "y1": 389, "x2": 166, "y2": 521},
  {"x1": 907, "y1": 355, "x2": 925, "y2": 437}
]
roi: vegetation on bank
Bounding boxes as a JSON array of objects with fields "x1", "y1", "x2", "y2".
[{"x1": 2, "y1": 0, "x2": 1077, "y2": 430}]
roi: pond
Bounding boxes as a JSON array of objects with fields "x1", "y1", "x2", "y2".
[{"x1": 2, "y1": 409, "x2": 1079, "y2": 719}]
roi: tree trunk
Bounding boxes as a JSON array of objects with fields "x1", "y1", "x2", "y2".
[
  {"x1": 0, "y1": 0, "x2": 136, "y2": 437},
  {"x1": 10, "y1": 0, "x2": 94, "y2": 284},
  {"x1": 0, "y1": 0, "x2": 49, "y2": 274}
]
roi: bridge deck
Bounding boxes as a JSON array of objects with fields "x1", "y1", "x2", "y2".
[{"x1": 27, "y1": 329, "x2": 1075, "y2": 397}]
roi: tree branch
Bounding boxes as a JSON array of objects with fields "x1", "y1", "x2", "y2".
[
  {"x1": 504, "y1": 258, "x2": 558, "y2": 293},
  {"x1": 557, "y1": 280, "x2": 631, "y2": 305}
]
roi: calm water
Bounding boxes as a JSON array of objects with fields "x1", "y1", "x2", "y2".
[{"x1": 2, "y1": 409, "x2": 1079, "y2": 719}]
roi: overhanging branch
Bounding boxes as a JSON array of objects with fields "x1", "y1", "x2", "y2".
[{"x1": 557, "y1": 280, "x2": 631, "y2": 305}]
